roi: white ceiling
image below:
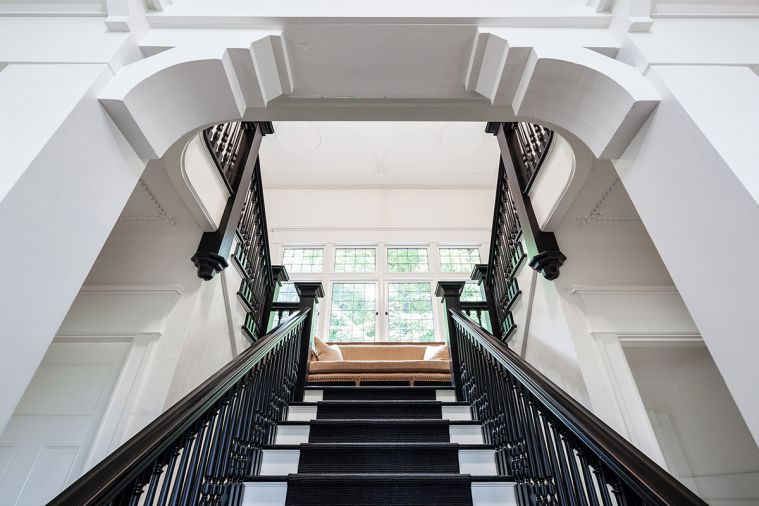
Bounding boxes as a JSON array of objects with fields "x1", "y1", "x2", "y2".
[{"x1": 259, "y1": 121, "x2": 501, "y2": 188}]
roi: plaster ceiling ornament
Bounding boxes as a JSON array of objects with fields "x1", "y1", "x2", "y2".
[
  {"x1": 119, "y1": 179, "x2": 179, "y2": 225},
  {"x1": 273, "y1": 122, "x2": 322, "y2": 154},
  {"x1": 577, "y1": 177, "x2": 642, "y2": 225},
  {"x1": 440, "y1": 123, "x2": 487, "y2": 155}
]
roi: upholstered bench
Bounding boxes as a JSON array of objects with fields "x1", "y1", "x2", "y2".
[{"x1": 307, "y1": 338, "x2": 451, "y2": 386}]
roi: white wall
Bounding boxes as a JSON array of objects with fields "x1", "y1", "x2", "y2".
[
  {"x1": 626, "y1": 344, "x2": 759, "y2": 505},
  {"x1": 0, "y1": 62, "x2": 144, "y2": 434},
  {"x1": 613, "y1": 65, "x2": 759, "y2": 445}
]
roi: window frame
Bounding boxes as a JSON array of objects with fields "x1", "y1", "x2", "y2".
[{"x1": 275, "y1": 242, "x2": 486, "y2": 343}]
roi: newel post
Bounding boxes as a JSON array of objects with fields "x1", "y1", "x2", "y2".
[
  {"x1": 293, "y1": 282, "x2": 325, "y2": 402},
  {"x1": 436, "y1": 281, "x2": 466, "y2": 400}
]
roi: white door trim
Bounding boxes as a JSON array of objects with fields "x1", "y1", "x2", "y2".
[{"x1": 52, "y1": 333, "x2": 160, "y2": 472}]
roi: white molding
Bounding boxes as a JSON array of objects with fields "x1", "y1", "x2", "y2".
[
  {"x1": 118, "y1": 179, "x2": 179, "y2": 225},
  {"x1": 569, "y1": 284, "x2": 677, "y2": 295},
  {"x1": 78, "y1": 284, "x2": 184, "y2": 296},
  {"x1": 271, "y1": 226, "x2": 491, "y2": 233}
]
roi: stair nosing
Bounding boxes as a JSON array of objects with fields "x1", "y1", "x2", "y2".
[
  {"x1": 263, "y1": 443, "x2": 494, "y2": 450},
  {"x1": 277, "y1": 419, "x2": 482, "y2": 425},
  {"x1": 244, "y1": 473, "x2": 514, "y2": 482}
]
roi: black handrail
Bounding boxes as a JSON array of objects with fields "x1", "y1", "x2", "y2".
[
  {"x1": 449, "y1": 308, "x2": 706, "y2": 506},
  {"x1": 48, "y1": 309, "x2": 311, "y2": 506}
]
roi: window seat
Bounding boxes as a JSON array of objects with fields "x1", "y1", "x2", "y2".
[{"x1": 308, "y1": 342, "x2": 451, "y2": 386}]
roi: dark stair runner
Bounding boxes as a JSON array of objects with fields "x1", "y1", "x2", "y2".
[{"x1": 278, "y1": 387, "x2": 481, "y2": 506}]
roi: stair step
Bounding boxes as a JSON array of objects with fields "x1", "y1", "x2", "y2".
[
  {"x1": 260, "y1": 443, "x2": 497, "y2": 475},
  {"x1": 286, "y1": 401, "x2": 471, "y2": 421},
  {"x1": 275, "y1": 420, "x2": 484, "y2": 444},
  {"x1": 242, "y1": 474, "x2": 517, "y2": 506},
  {"x1": 304, "y1": 387, "x2": 456, "y2": 402}
]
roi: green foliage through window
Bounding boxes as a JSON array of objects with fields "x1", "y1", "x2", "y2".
[
  {"x1": 461, "y1": 283, "x2": 484, "y2": 301},
  {"x1": 274, "y1": 282, "x2": 299, "y2": 302},
  {"x1": 335, "y1": 248, "x2": 376, "y2": 272},
  {"x1": 388, "y1": 282, "x2": 435, "y2": 342},
  {"x1": 387, "y1": 248, "x2": 429, "y2": 272},
  {"x1": 440, "y1": 248, "x2": 481, "y2": 273},
  {"x1": 282, "y1": 248, "x2": 324, "y2": 273},
  {"x1": 328, "y1": 283, "x2": 376, "y2": 342}
]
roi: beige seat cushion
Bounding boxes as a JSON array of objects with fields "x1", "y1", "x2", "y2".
[
  {"x1": 313, "y1": 337, "x2": 343, "y2": 361},
  {"x1": 309, "y1": 360, "x2": 451, "y2": 374},
  {"x1": 338, "y1": 345, "x2": 427, "y2": 361},
  {"x1": 424, "y1": 344, "x2": 449, "y2": 361}
]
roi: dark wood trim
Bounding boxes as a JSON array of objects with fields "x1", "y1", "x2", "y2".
[
  {"x1": 48, "y1": 308, "x2": 310, "y2": 506},
  {"x1": 492, "y1": 123, "x2": 566, "y2": 280},
  {"x1": 435, "y1": 281, "x2": 466, "y2": 400},
  {"x1": 293, "y1": 282, "x2": 325, "y2": 401},
  {"x1": 192, "y1": 125, "x2": 264, "y2": 280},
  {"x1": 449, "y1": 309, "x2": 707, "y2": 506}
]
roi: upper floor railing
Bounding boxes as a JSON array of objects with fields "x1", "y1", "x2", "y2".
[
  {"x1": 507, "y1": 122, "x2": 554, "y2": 193},
  {"x1": 484, "y1": 122, "x2": 565, "y2": 341},
  {"x1": 437, "y1": 281, "x2": 706, "y2": 506},
  {"x1": 48, "y1": 309, "x2": 312, "y2": 506},
  {"x1": 193, "y1": 121, "x2": 276, "y2": 342}
]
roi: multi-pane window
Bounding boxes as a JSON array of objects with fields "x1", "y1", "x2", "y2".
[
  {"x1": 461, "y1": 283, "x2": 485, "y2": 301},
  {"x1": 387, "y1": 248, "x2": 429, "y2": 272},
  {"x1": 274, "y1": 282, "x2": 299, "y2": 302},
  {"x1": 328, "y1": 283, "x2": 377, "y2": 342},
  {"x1": 439, "y1": 248, "x2": 481, "y2": 273},
  {"x1": 335, "y1": 248, "x2": 376, "y2": 273},
  {"x1": 387, "y1": 282, "x2": 435, "y2": 342},
  {"x1": 282, "y1": 248, "x2": 324, "y2": 273}
]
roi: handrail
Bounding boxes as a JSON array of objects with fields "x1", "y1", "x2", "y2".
[
  {"x1": 449, "y1": 308, "x2": 706, "y2": 506},
  {"x1": 49, "y1": 308, "x2": 311, "y2": 506}
]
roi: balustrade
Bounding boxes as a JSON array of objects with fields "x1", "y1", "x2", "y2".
[
  {"x1": 446, "y1": 306, "x2": 706, "y2": 506},
  {"x1": 49, "y1": 310, "x2": 312, "y2": 506}
]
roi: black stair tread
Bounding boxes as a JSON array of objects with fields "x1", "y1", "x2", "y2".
[
  {"x1": 305, "y1": 385, "x2": 454, "y2": 390},
  {"x1": 245, "y1": 474, "x2": 513, "y2": 482},
  {"x1": 278, "y1": 419, "x2": 482, "y2": 425},
  {"x1": 292, "y1": 400, "x2": 467, "y2": 405},
  {"x1": 264, "y1": 443, "x2": 494, "y2": 450}
]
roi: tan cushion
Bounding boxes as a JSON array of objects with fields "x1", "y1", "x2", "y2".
[
  {"x1": 309, "y1": 360, "x2": 451, "y2": 374},
  {"x1": 313, "y1": 337, "x2": 343, "y2": 361},
  {"x1": 424, "y1": 344, "x2": 449, "y2": 361},
  {"x1": 338, "y1": 345, "x2": 427, "y2": 361}
]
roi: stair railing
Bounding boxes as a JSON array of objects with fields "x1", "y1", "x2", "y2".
[
  {"x1": 484, "y1": 122, "x2": 566, "y2": 342},
  {"x1": 48, "y1": 309, "x2": 311, "y2": 506},
  {"x1": 446, "y1": 305, "x2": 706, "y2": 506}
]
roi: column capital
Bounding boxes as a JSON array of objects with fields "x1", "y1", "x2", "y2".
[
  {"x1": 470, "y1": 264, "x2": 488, "y2": 283},
  {"x1": 294, "y1": 282, "x2": 325, "y2": 300},
  {"x1": 435, "y1": 281, "x2": 466, "y2": 299},
  {"x1": 271, "y1": 265, "x2": 290, "y2": 284}
]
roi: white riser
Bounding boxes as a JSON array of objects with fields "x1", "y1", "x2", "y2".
[
  {"x1": 260, "y1": 449, "x2": 497, "y2": 475},
  {"x1": 286, "y1": 404, "x2": 472, "y2": 421},
  {"x1": 302, "y1": 390, "x2": 457, "y2": 402},
  {"x1": 242, "y1": 481, "x2": 517, "y2": 506},
  {"x1": 275, "y1": 424, "x2": 484, "y2": 445}
]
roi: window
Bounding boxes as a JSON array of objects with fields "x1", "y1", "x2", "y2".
[
  {"x1": 282, "y1": 248, "x2": 324, "y2": 273},
  {"x1": 335, "y1": 248, "x2": 376, "y2": 272},
  {"x1": 461, "y1": 283, "x2": 484, "y2": 301},
  {"x1": 328, "y1": 283, "x2": 377, "y2": 342},
  {"x1": 274, "y1": 282, "x2": 299, "y2": 302},
  {"x1": 439, "y1": 247, "x2": 481, "y2": 273},
  {"x1": 387, "y1": 248, "x2": 429, "y2": 272},
  {"x1": 387, "y1": 282, "x2": 435, "y2": 342}
]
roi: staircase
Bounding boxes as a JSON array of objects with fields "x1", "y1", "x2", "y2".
[{"x1": 244, "y1": 386, "x2": 515, "y2": 506}]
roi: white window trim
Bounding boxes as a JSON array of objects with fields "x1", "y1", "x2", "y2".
[{"x1": 276, "y1": 242, "x2": 487, "y2": 342}]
